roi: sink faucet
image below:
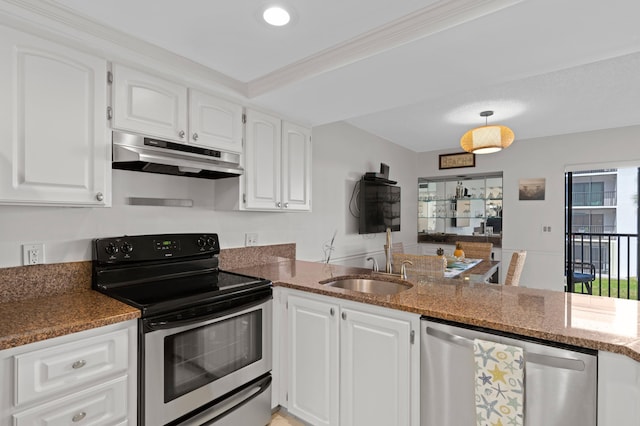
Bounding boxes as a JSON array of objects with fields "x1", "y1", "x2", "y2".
[
  {"x1": 384, "y1": 227, "x2": 392, "y2": 273},
  {"x1": 366, "y1": 257, "x2": 379, "y2": 272},
  {"x1": 400, "y1": 260, "x2": 413, "y2": 280}
]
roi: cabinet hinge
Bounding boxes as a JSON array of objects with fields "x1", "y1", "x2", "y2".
[
  {"x1": 107, "y1": 71, "x2": 113, "y2": 84},
  {"x1": 107, "y1": 106, "x2": 113, "y2": 120},
  {"x1": 410, "y1": 330, "x2": 415, "y2": 345},
  {"x1": 242, "y1": 113, "x2": 246, "y2": 124}
]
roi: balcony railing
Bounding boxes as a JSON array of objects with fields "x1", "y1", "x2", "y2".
[
  {"x1": 566, "y1": 232, "x2": 639, "y2": 299},
  {"x1": 571, "y1": 190, "x2": 617, "y2": 206},
  {"x1": 571, "y1": 225, "x2": 616, "y2": 234}
]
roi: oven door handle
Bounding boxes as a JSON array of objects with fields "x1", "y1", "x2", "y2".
[
  {"x1": 144, "y1": 295, "x2": 271, "y2": 331},
  {"x1": 176, "y1": 374, "x2": 272, "y2": 426}
]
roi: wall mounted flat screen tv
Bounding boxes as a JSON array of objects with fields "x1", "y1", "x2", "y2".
[{"x1": 359, "y1": 177, "x2": 401, "y2": 234}]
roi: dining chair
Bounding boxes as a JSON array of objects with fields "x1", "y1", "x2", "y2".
[
  {"x1": 566, "y1": 261, "x2": 596, "y2": 294},
  {"x1": 504, "y1": 251, "x2": 527, "y2": 286},
  {"x1": 455, "y1": 241, "x2": 493, "y2": 260},
  {"x1": 392, "y1": 253, "x2": 445, "y2": 278},
  {"x1": 384, "y1": 242, "x2": 404, "y2": 255}
]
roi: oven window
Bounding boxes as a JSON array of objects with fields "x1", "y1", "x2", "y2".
[{"x1": 164, "y1": 310, "x2": 263, "y2": 402}]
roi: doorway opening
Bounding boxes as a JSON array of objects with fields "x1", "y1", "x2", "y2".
[{"x1": 565, "y1": 167, "x2": 639, "y2": 299}]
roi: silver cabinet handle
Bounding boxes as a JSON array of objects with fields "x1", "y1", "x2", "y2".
[
  {"x1": 72, "y1": 411, "x2": 86, "y2": 422},
  {"x1": 96, "y1": 192, "x2": 104, "y2": 202},
  {"x1": 192, "y1": 133, "x2": 199, "y2": 141},
  {"x1": 72, "y1": 359, "x2": 86, "y2": 369},
  {"x1": 178, "y1": 130, "x2": 186, "y2": 138},
  {"x1": 341, "y1": 312, "x2": 347, "y2": 320},
  {"x1": 284, "y1": 202, "x2": 289, "y2": 208},
  {"x1": 330, "y1": 308, "x2": 335, "y2": 316},
  {"x1": 276, "y1": 202, "x2": 282, "y2": 208}
]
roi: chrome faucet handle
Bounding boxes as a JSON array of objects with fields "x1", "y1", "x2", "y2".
[
  {"x1": 366, "y1": 257, "x2": 379, "y2": 272},
  {"x1": 401, "y1": 260, "x2": 413, "y2": 280}
]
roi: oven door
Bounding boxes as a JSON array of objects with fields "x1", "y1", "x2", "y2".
[{"x1": 143, "y1": 295, "x2": 272, "y2": 426}]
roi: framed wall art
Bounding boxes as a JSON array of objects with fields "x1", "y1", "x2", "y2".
[
  {"x1": 439, "y1": 152, "x2": 476, "y2": 170},
  {"x1": 519, "y1": 178, "x2": 546, "y2": 200}
]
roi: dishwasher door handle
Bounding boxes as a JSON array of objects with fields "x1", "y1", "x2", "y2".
[{"x1": 425, "y1": 326, "x2": 586, "y2": 371}]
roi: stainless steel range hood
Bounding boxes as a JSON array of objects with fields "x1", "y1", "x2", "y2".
[{"x1": 112, "y1": 131, "x2": 243, "y2": 179}]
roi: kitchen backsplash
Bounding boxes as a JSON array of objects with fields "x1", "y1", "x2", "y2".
[{"x1": 0, "y1": 243, "x2": 296, "y2": 304}]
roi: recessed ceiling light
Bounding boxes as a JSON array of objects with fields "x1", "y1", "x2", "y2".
[{"x1": 263, "y1": 6, "x2": 290, "y2": 26}]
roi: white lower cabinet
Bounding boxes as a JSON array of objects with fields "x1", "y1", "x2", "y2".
[
  {"x1": 284, "y1": 289, "x2": 419, "y2": 426},
  {"x1": 0, "y1": 320, "x2": 137, "y2": 426},
  {"x1": 598, "y1": 351, "x2": 640, "y2": 426}
]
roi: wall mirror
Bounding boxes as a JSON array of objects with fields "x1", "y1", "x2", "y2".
[{"x1": 418, "y1": 172, "x2": 503, "y2": 244}]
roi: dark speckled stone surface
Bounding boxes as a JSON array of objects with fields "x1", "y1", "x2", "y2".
[
  {"x1": 0, "y1": 261, "x2": 139, "y2": 350},
  {"x1": 230, "y1": 259, "x2": 640, "y2": 362},
  {"x1": 0, "y1": 244, "x2": 295, "y2": 350},
  {"x1": 219, "y1": 243, "x2": 296, "y2": 270},
  {"x1": 0, "y1": 261, "x2": 92, "y2": 304},
  {"x1": 0, "y1": 291, "x2": 139, "y2": 350}
]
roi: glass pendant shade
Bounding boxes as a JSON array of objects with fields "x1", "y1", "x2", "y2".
[{"x1": 460, "y1": 124, "x2": 514, "y2": 154}]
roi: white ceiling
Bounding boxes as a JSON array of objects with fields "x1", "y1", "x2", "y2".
[{"x1": 50, "y1": 0, "x2": 640, "y2": 153}]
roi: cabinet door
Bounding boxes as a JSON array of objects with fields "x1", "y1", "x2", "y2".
[
  {"x1": 244, "y1": 109, "x2": 281, "y2": 210},
  {"x1": 282, "y1": 122, "x2": 312, "y2": 211},
  {"x1": 188, "y1": 89, "x2": 243, "y2": 153},
  {"x1": 287, "y1": 295, "x2": 339, "y2": 426},
  {"x1": 0, "y1": 26, "x2": 109, "y2": 206},
  {"x1": 340, "y1": 307, "x2": 412, "y2": 426},
  {"x1": 598, "y1": 351, "x2": 640, "y2": 426},
  {"x1": 112, "y1": 63, "x2": 187, "y2": 142}
]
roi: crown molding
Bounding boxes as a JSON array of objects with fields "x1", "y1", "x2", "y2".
[
  {"x1": 0, "y1": 0, "x2": 248, "y2": 96},
  {"x1": 247, "y1": 0, "x2": 523, "y2": 98}
]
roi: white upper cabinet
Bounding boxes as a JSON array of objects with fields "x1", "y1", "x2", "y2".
[
  {"x1": 0, "y1": 25, "x2": 110, "y2": 207},
  {"x1": 244, "y1": 108, "x2": 311, "y2": 211},
  {"x1": 282, "y1": 121, "x2": 312, "y2": 211},
  {"x1": 245, "y1": 109, "x2": 282, "y2": 210},
  {"x1": 112, "y1": 63, "x2": 188, "y2": 142},
  {"x1": 189, "y1": 89, "x2": 243, "y2": 153},
  {"x1": 112, "y1": 64, "x2": 243, "y2": 152}
]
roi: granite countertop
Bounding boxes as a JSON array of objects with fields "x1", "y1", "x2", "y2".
[
  {"x1": 0, "y1": 291, "x2": 140, "y2": 350},
  {"x1": 231, "y1": 259, "x2": 640, "y2": 362}
]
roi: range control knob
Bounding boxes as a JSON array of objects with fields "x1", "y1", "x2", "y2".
[
  {"x1": 206, "y1": 237, "x2": 216, "y2": 247},
  {"x1": 105, "y1": 243, "x2": 119, "y2": 255},
  {"x1": 196, "y1": 237, "x2": 207, "y2": 247},
  {"x1": 121, "y1": 242, "x2": 133, "y2": 253}
]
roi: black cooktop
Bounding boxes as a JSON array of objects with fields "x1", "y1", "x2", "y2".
[{"x1": 92, "y1": 233, "x2": 271, "y2": 317}]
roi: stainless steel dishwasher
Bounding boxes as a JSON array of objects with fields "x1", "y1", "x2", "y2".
[{"x1": 421, "y1": 318, "x2": 597, "y2": 426}]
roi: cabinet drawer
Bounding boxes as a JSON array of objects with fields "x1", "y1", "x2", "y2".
[
  {"x1": 14, "y1": 329, "x2": 128, "y2": 406},
  {"x1": 12, "y1": 376, "x2": 128, "y2": 426}
]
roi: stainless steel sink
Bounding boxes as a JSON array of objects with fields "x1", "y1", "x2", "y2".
[{"x1": 322, "y1": 278, "x2": 412, "y2": 295}]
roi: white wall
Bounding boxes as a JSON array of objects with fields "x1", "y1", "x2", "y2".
[
  {"x1": 416, "y1": 125, "x2": 640, "y2": 290},
  {"x1": 0, "y1": 122, "x2": 417, "y2": 269}
]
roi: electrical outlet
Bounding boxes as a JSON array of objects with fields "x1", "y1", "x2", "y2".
[
  {"x1": 245, "y1": 233, "x2": 259, "y2": 247},
  {"x1": 22, "y1": 243, "x2": 44, "y2": 265}
]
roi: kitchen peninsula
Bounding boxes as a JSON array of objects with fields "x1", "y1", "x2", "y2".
[{"x1": 231, "y1": 259, "x2": 640, "y2": 426}]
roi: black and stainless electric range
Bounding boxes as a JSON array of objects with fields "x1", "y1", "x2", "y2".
[{"x1": 92, "y1": 233, "x2": 272, "y2": 426}]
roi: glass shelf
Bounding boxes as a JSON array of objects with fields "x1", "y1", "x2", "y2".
[{"x1": 418, "y1": 172, "x2": 503, "y2": 237}]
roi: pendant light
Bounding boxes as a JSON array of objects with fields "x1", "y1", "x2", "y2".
[{"x1": 460, "y1": 111, "x2": 514, "y2": 154}]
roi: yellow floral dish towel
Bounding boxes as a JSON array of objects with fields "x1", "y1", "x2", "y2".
[{"x1": 473, "y1": 338, "x2": 525, "y2": 426}]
